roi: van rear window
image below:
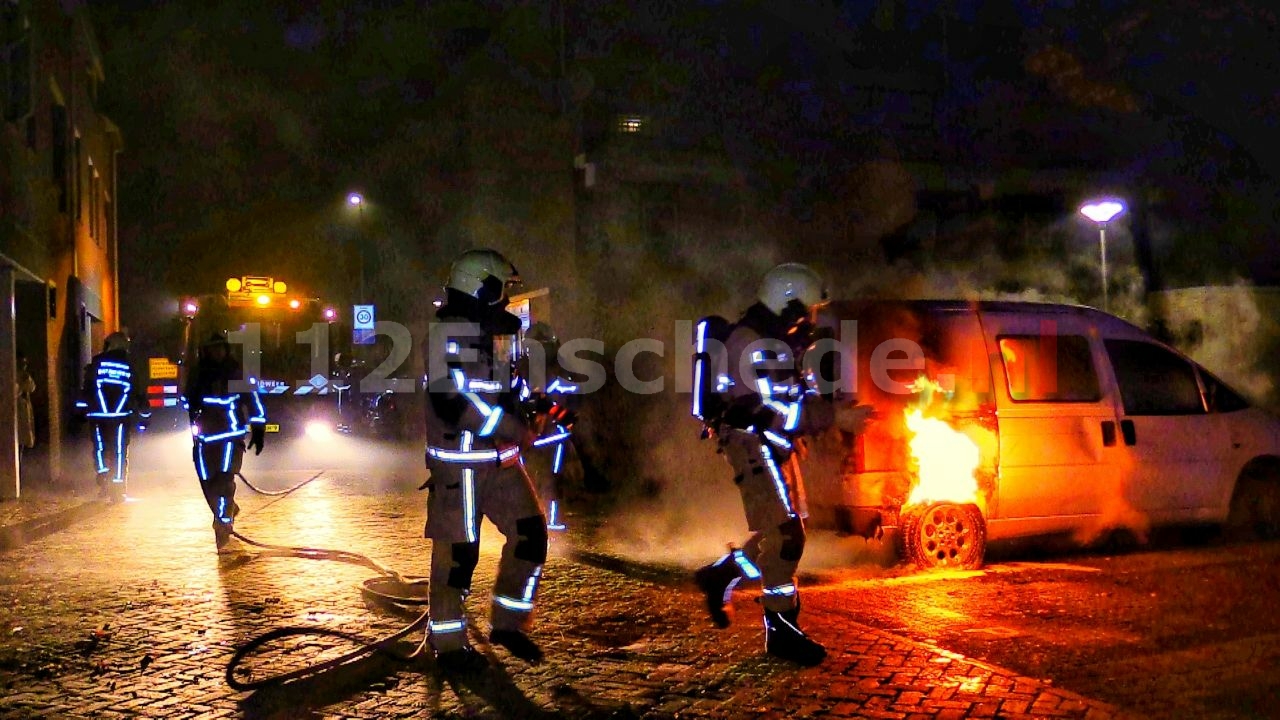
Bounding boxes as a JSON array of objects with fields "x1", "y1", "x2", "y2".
[{"x1": 998, "y1": 335, "x2": 1101, "y2": 402}]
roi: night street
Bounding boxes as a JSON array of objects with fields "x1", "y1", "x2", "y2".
[
  {"x1": 5, "y1": 2, "x2": 1280, "y2": 719},
  {"x1": 0, "y1": 432, "x2": 1274, "y2": 718}
]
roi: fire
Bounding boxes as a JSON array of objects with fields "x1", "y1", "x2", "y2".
[{"x1": 904, "y1": 409, "x2": 980, "y2": 507}]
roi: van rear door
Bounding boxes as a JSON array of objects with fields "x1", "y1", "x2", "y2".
[{"x1": 980, "y1": 311, "x2": 1119, "y2": 530}]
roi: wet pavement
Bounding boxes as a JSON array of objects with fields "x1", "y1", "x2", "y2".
[{"x1": 0, "y1": 432, "x2": 1272, "y2": 718}]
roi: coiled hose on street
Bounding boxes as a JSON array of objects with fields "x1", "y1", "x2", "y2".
[{"x1": 222, "y1": 472, "x2": 432, "y2": 691}]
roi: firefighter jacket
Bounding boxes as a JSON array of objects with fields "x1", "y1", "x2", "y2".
[
  {"x1": 183, "y1": 354, "x2": 266, "y2": 442},
  {"x1": 77, "y1": 349, "x2": 149, "y2": 420},
  {"x1": 423, "y1": 290, "x2": 528, "y2": 466},
  {"x1": 721, "y1": 302, "x2": 833, "y2": 454}
]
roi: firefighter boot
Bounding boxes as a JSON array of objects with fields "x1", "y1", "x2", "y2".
[
  {"x1": 694, "y1": 555, "x2": 741, "y2": 629},
  {"x1": 764, "y1": 606, "x2": 826, "y2": 667},
  {"x1": 213, "y1": 520, "x2": 233, "y2": 550},
  {"x1": 435, "y1": 646, "x2": 489, "y2": 675},
  {"x1": 212, "y1": 499, "x2": 240, "y2": 551}
]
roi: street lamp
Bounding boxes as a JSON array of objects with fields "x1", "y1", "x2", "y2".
[
  {"x1": 346, "y1": 192, "x2": 366, "y2": 303},
  {"x1": 1079, "y1": 199, "x2": 1125, "y2": 312}
]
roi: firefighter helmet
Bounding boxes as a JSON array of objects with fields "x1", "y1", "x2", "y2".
[
  {"x1": 758, "y1": 263, "x2": 828, "y2": 316},
  {"x1": 447, "y1": 249, "x2": 521, "y2": 306},
  {"x1": 104, "y1": 331, "x2": 130, "y2": 352}
]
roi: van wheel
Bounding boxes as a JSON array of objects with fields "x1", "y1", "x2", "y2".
[
  {"x1": 1226, "y1": 466, "x2": 1280, "y2": 541},
  {"x1": 899, "y1": 502, "x2": 986, "y2": 570}
]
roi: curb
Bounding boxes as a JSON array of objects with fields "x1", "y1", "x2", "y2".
[{"x1": 0, "y1": 500, "x2": 110, "y2": 551}]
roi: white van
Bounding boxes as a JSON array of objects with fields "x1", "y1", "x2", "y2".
[{"x1": 810, "y1": 300, "x2": 1280, "y2": 569}]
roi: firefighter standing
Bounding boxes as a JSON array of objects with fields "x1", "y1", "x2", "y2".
[
  {"x1": 422, "y1": 248, "x2": 548, "y2": 672},
  {"x1": 519, "y1": 322, "x2": 581, "y2": 532},
  {"x1": 184, "y1": 332, "x2": 266, "y2": 550},
  {"x1": 77, "y1": 331, "x2": 150, "y2": 501},
  {"x1": 693, "y1": 263, "x2": 836, "y2": 666}
]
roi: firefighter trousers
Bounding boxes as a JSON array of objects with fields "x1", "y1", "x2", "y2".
[
  {"x1": 524, "y1": 438, "x2": 570, "y2": 529},
  {"x1": 424, "y1": 455, "x2": 547, "y2": 653},
  {"x1": 720, "y1": 429, "x2": 809, "y2": 613},
  {"x1": 91, "y1": 419, "x2": 131, "y2": 485},
  {"x1": 194, "y1": 438, "x2": 244, "y2": 525}
]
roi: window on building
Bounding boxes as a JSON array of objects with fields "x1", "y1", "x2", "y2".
[
  {"x1": 74, "y1": 134, "x2": 82, "y2": 220},
  {"x1": 4, "y1": 36, "x2": 30, "y2": 122},
  {"x1": 616, "y1": 115, "x2": 645, "y2": 134},
  {"x1": 88, "y1": 158, "x2": 99, "y2": 243},
  {"x1": 1104, "y1": 340, "x2": 1206, "y2": 416},
  {"x1": 52, "y1": 104, "x2": 68, "y2": 211},
  {"x1": 2, "y1": 4, "x2": 30, "y2": 123},
  {"x1": 999, "y1": 334, "x2": 1100, "y2": 402}
]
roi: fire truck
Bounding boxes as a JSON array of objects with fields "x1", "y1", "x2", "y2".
[{"x1": 147, "y1": 276, "x2": 344, "y2": 440}]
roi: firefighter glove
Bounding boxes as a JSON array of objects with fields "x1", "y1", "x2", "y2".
[{"x1": 249, "y1": 425, "x2": 266, "y2": 455}]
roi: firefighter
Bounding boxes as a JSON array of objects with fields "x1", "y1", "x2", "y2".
[
  {"x1": 519, "y1": 322, "x2": 581, "y2": 532},
  {"x1": 184, "y1": 332, "x2": 267, "y2": 550},
  {"x1": 422, "y1": 248, "x2": 547, "y2": 672},
  {"x1": 76, "y1": 331, "x2": 150, "y2": 501},
  {"x1": 693, "y1": 263, "x2": 836, "y2": 666}
]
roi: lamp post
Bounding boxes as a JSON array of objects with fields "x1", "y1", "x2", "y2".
[
  {"x1": 1079, "y1": 199, "x2": 1125, "y2": 312},
  {"x1": 347, "y1": 192, "x2": 365, "y2": 303}
]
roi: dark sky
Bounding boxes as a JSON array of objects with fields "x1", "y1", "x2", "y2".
[{"x1": 86, "y1": 0, "x2": 1280, "y2": 333}]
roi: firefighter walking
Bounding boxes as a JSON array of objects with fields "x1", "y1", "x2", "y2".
[
  {"x1": 184, "y1": 332, "x2": 267, "y2": 550},
  {"x1": 422, "y1": 248, "x2": 548, "y2": 672},
  {"x1": 693, "y1": 263, "x2": 837, "y2": 666},
  {"x1": 77, "y1": 331, "x2": 150, "y2": 502}
]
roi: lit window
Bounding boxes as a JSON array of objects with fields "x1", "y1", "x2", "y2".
[{"x1": 617, "y1": 115, "x2": 644, "y2": 134}]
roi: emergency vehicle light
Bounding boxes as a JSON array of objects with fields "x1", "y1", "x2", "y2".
[
  {"x1": 226, "y1": 278, "x2": 242, "y2": 292},
  {"x1": 256, "y1": 294, "x2": 271, "y2": 306},
  {"x1": 273, "y1": 281, "x2": 287, "y2": 294},
  {"x1": 289, "y1": 299, "x2": 301, "y2": 310}
]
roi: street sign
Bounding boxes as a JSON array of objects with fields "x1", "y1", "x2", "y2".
[
  {"x1": 148, "y1": 357, "x2": 179, "y2": 380},
  {"x1": 353, "y1": 304, "x2": 376, "y2": 345},
  {"x1": 353, "y1": 305, "x2": 375, "y2": 329}
]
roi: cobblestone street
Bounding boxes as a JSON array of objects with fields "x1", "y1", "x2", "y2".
[{"x1": 0, "y1": 440, "x2": 1130, "y2": 719}]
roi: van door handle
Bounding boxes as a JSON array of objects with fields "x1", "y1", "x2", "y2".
[
  {"x1": 1120, "y1": 419, "x2": 1136, "y2": 446},
  {"x1": 1101, "y1": 420, "x2": 1117, "y2": 447}
]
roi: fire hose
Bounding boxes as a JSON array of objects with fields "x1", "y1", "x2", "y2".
[{"x1": 222, "y1": 473, "x2": 433, "y2": 691}]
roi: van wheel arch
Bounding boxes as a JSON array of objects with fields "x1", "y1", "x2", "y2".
[
  {"x1": 1226, "y1": 456, "x2": 1280, "y2": 541},
  {"x1": 898, "y1": 502, "x2": 986, "y2": 570}
]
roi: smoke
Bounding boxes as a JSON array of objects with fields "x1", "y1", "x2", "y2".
[
  {"x1": 586, "y1": 157, "x2": 1165, "y2": 573},
  {"x1": 583, "y1": 208, "x2": 781, "y2": 564},
  {"x1": 1154, "y1": 280, "x2": 1279, "y2": 409}
]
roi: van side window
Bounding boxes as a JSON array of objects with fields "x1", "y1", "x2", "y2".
[
  {"x1": 998, "y1": 335, "x2": 1100, "y2": 402},
  {"x1": 1103, "y1": 340, "x2": 1205, "y2": 416},
  {"x1": 1201, "y1": 371, "x2": 1250, "y2": 413}
]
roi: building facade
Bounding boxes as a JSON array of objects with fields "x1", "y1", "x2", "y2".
[{"x1": 0, "y1": 0, "x2": 121, "y2": 496}]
